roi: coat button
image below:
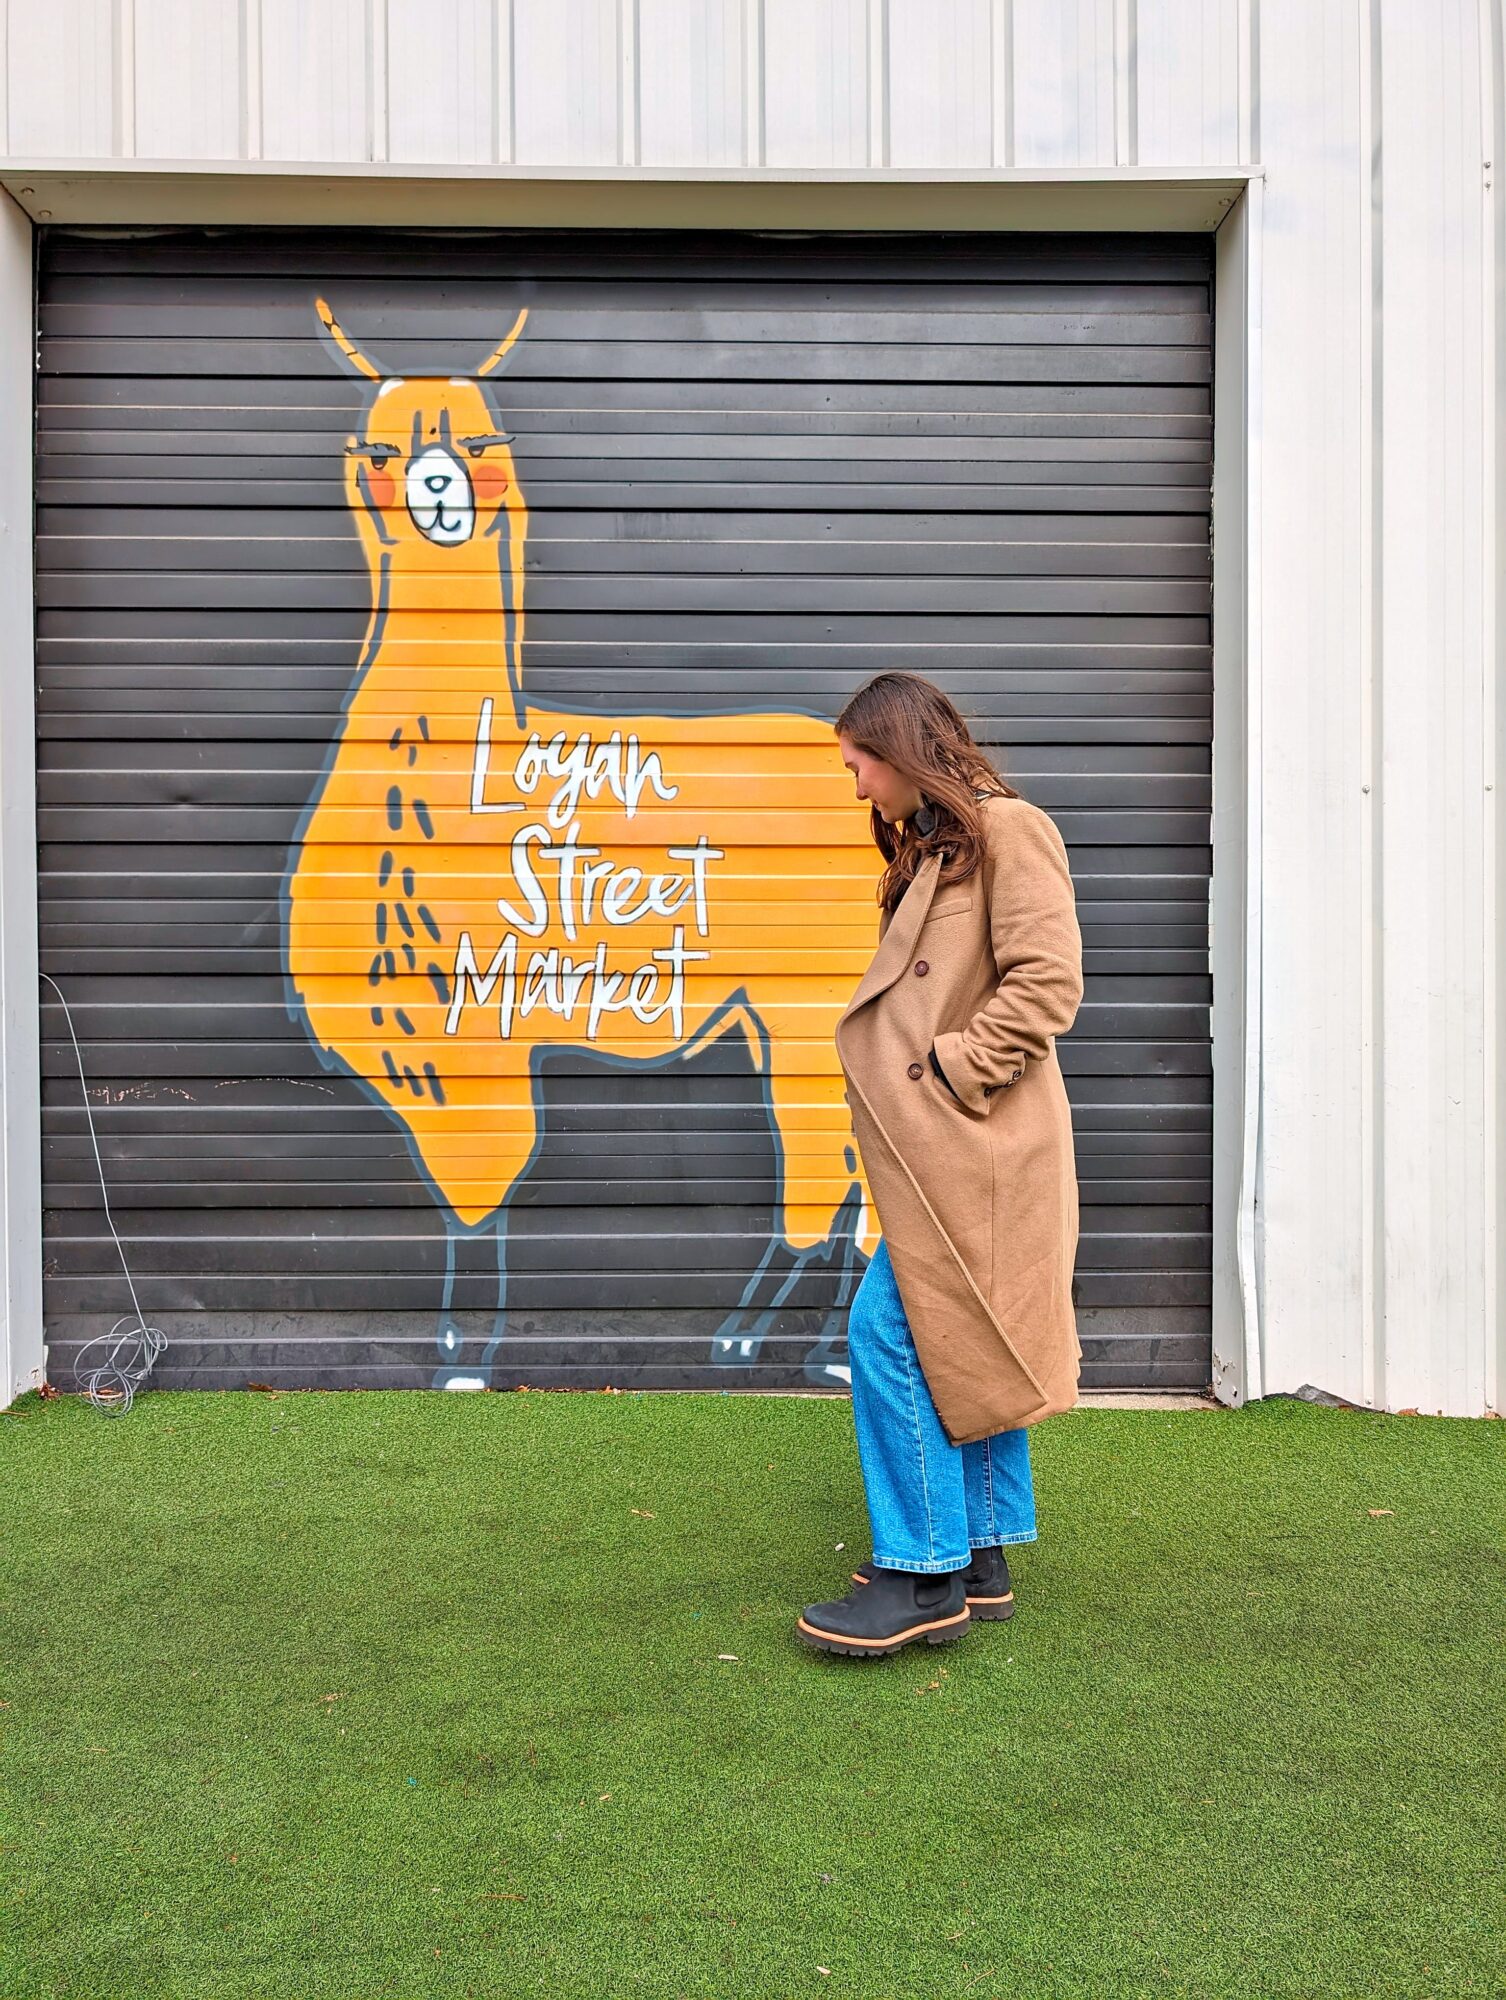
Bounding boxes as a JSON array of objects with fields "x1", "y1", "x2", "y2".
[
  {"x1": 914, "y1": 959, "x2": 929, "y2": 976},
  {"x1": 906, "y1": 1061, "x2": 924, "y2": 1079}
]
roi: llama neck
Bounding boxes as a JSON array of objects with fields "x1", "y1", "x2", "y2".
[
  {"x1": 378, "y1": 556, "x2": 508, "y2": 624},
  {"x1": 361, "y1": 542, "x2": 521, "y2": 705}
]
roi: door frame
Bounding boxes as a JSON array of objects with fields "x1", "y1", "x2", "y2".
[{"x1": 0, "y1": 164, "x2": 1265, "y2": 1406}]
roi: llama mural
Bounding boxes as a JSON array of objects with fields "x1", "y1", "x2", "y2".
[{"x1": 284, "y1": 299, "x2": 880, "y2": 1389}]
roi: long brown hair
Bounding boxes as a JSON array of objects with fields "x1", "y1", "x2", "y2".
[{"x1": 835, "y1": 672, "x2": 1020, "y2": 915}]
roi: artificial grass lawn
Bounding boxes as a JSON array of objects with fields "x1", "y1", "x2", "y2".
[{"x1": 0, "y1": 1389, "x2": 1500, "y2": 2000}]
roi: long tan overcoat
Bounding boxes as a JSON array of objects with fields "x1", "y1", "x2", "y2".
[{"x1": 834, "y1": 793, "x2": 1085, "y2": 1444}]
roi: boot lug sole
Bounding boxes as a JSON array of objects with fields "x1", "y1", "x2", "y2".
[{"x1": 795, "y1": 1610, "x2": 972, "y2": 1657}]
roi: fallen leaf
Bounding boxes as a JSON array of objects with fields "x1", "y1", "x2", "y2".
[
  {"x1": 630, "y1": 1508, "x2": 656, "y2": 1519},
  {"x1": 1367, "y1": 1508, "x2": 1395, "y2": 1518}
]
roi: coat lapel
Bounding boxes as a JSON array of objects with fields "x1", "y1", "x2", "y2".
[{"x1": 836, "y1": 851, "x2": 942, "y2": 1030}]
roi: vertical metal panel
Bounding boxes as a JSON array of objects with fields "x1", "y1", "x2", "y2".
[
  {"x1": 5, "y1": 0, "x2": 115, "y2": 155},
  {"x1": 887, "y1": 0, "x2": 993, "y2": 168},
  {"x1": 1010, "y1": 0, "x2": 1118, "y2": 167},
  {"x1": 1254, "y1": 0, "x2": 1373, "y2": 1407},
  {"x1": 638, "y1": 0, "x2": 745, "y2": 166},
  {"x1": 0, "y1": 0, "x2": 1257, "y2": 170},
  {"x1": 762, "y1": 0, "x2": 870, "y2": 166},
  {"x1": 259, "y1": 0, "x2": 370, "y2": 163},
  {"x1": 387, "y1": 0, "x2": 495, "y2": 164},
  {"x1": 133, "y1": 0, "x2": 241, "y2": 160},
  {"x1": 511, "y1": 0, "x2": 621, "y2": 166},
  {"x1": 1135, "y1": 0, "x2": 1242, "y2": 167},
  {"x1": 1372, "y1": 0, "x2": 1493, "y2": 1414},
  {"x1": 1250, "y1": 0, "x2": 1500, "y2": 1417}
]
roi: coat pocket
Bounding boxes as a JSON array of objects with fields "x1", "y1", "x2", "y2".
[{"x1": 923, "y1": 894, "x2": 974, "y2": 923}]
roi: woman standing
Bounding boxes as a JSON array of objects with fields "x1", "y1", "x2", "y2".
[{"x1": 797, "y1": 672, "x2": 1085, "y2": 1659}]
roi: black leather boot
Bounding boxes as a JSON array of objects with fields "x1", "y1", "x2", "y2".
[
  {"x1": 850, "y1": 1545, "x2": 1015, "y2": 1621},
  {"x1": 796, "y1": 1565, "x2": 971, "y2": 1657}
]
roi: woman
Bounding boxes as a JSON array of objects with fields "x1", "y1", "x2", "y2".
[{"x1": 796, "y1": 672, "x2": 1085, "y2": 1659}]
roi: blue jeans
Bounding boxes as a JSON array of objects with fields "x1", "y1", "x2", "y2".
[{"x1": 847, "y1": 1236, "x2": 1037, "y2": 1574}]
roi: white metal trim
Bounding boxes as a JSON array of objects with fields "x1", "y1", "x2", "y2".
[
  {"x1": 0, "y1": 189, "x2": 41, "y2": 1407},
  {"x1": 1483, "y1": 0, "x2": 1505, "y2": 1414},
  {"x1": 1210, "y1": 178, "x2": 1264, "y2": 1405},
  {"x1": 0, "y1": 159, "x2": 1259, "y2": 230}
]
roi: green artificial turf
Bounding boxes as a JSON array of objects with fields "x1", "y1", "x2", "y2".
[{"x1": 0, "y1": 1387, "x2": 1501, "y2": 2000}]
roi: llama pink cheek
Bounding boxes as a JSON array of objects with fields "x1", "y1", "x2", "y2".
[{"x1": 471, "y1": 461, "x2": 510, "y2": 505}]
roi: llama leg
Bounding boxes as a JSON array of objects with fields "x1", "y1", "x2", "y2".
[
  {"x1": 708, "y1": 1053, "x2": 876, "y2": 1367},
  {"x1": 427, "y1": 1066, "x2": 536, "y2": 1390},
  {"x1": 472, "y1": 1205, "x2": 515, "y2": 1383},
  {"x1": 433, "y1": 1211, "x2": 495, "y2": 1390},
  {"x1": 770, "y1": 1056, "x2": 874, "y2": 1384},
  {"x1": 796, "y1": 1183, "x2": 870, "y2": 1389},
  {"x1": 768, "y1": 1058, "x2": 879, "y2": 1261}
]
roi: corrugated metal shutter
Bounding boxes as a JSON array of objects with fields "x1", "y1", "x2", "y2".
[{"x1": 36, "y1": 227, "x2": 1213, "y2": 1395}]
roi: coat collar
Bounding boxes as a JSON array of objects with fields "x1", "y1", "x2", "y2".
[{"x1": 836, "y1": 849, "x2": 943, "y2": 1030}]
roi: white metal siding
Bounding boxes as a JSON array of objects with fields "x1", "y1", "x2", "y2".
[
  {"x1": 0, "y1": 0, "x2": 1264, "y2": 171},
  {"x1": 0, "y1": 0, "x2": 1501, "y2": 1416}
]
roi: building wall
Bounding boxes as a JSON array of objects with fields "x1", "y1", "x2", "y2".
[
  {"x1": 0, "y1": 0, "x2": 1255, "y2": 170},
  {"x1": 0, "y1": 0, "x2": 1501, "y2": 1414}
]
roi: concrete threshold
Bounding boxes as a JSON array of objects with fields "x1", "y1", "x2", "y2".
[{"x1": 619, "y1": 1386, "x2": 1220, "y2": 1411}]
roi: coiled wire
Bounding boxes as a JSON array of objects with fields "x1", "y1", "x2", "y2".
[{"x1": 40, "y1": 972, "x2": 167, "y2": 1414}]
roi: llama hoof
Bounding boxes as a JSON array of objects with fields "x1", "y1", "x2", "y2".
[
  {"x1": 800, "y1": 1314, "x2": 850, "y2": 1390},
  {"x1": 432, "y1": 1367, "x2": 490, "y2": 1391},
  {"x1": 710, "y1": 1328, "x2": 764, "y2": 1366},
  {"x1": 803, "y1": 1354, "x2": 851, "y2": 1390}
]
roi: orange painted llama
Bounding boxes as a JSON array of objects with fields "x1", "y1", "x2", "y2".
[{"x1": 285, "y1": 301, "x2": 880, "y2": 1388}]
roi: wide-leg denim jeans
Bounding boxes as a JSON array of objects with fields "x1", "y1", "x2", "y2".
[{"x1": 847, "y1": 1235, "x2": 1037, "y2": 1574}]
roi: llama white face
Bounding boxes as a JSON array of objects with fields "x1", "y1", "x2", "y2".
[{"x1": 406, "y1": 444, "x2": 475, "y2": 546}]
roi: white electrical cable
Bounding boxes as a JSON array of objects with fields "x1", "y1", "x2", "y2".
[{"x1": 40, "y1": 973, "x2": 167, "y2": 1414}]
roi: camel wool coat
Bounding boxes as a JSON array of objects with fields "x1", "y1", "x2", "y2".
[{"x1": 834, "y1": 792, "x2": 1085, "y2": 1444}]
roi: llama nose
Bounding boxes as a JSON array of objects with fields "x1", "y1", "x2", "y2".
[{"x1": 405, "y1": 444, "x2": 476, "y2": 545}]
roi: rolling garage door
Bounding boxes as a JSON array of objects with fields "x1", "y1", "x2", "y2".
[{"x1": 36, "y1": 227, "x2": 1214, "y2": 1395}]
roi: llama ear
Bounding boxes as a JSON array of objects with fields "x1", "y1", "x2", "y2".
[
  {"x1": 476, "y1": 308, "x2": 529, "y2": 378},
  {"x1": 314, "y1": 296, "x2": 385, "y2": 382}
]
